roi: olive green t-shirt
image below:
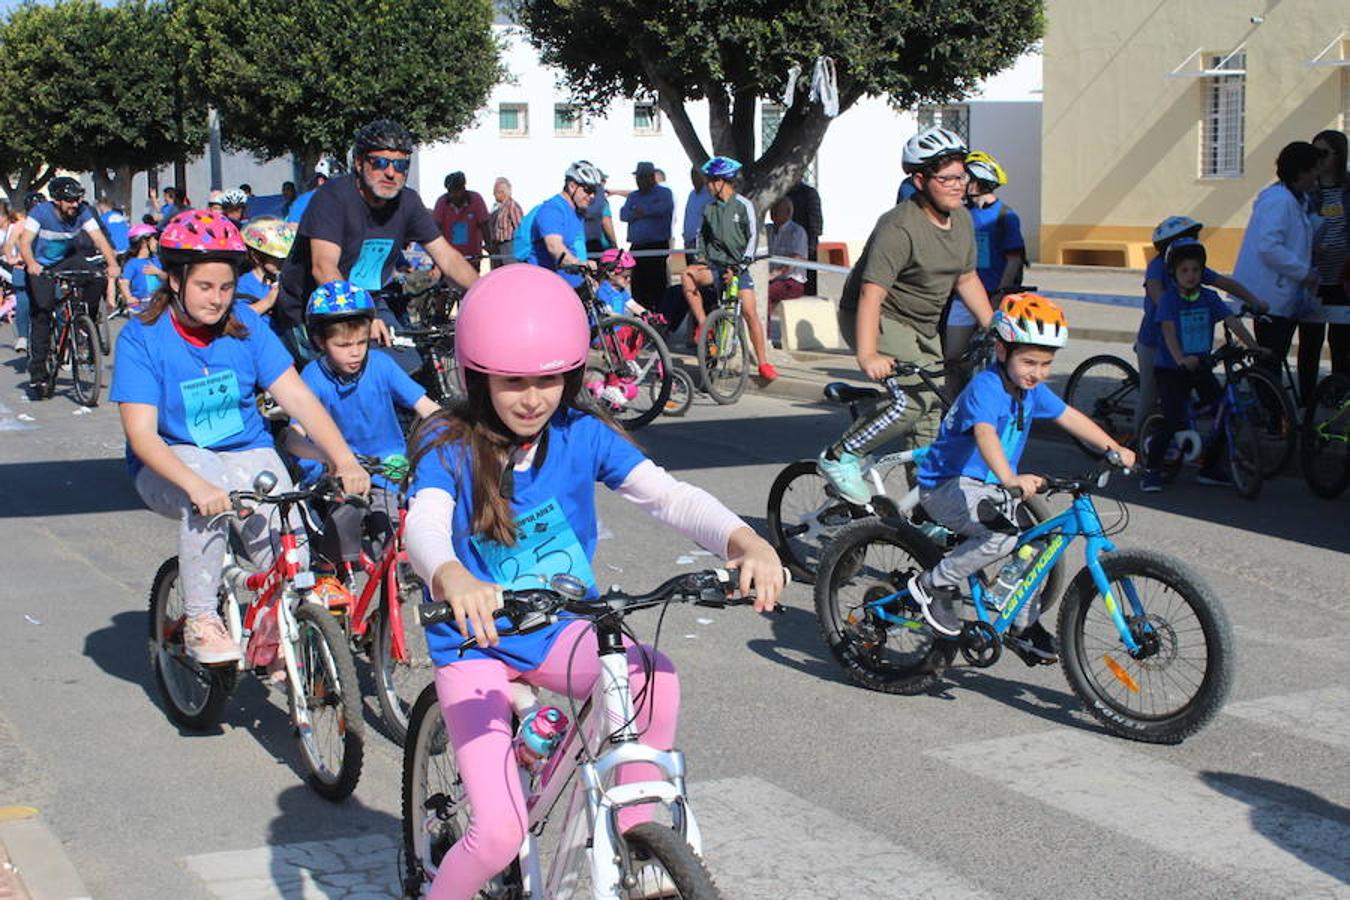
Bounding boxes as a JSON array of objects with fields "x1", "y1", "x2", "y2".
[{"x1": 839, "y1": 197, "x2": 976, "y2": 338}]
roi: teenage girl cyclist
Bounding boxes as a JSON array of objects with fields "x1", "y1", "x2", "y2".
[
  {"x1": 404, "y1": 264, "x2": 784, "y2": 900},
  {"x1": 111, "y1": 210, "x2": 369, "y2": 664}
]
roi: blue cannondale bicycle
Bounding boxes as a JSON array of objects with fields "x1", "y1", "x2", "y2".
[{"x1": 813, "y1": 453, "x2": 1234, "y2": 744}]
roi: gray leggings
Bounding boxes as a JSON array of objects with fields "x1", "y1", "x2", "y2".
[
  {"x1": 1133, "y1": 342, "x2": 1158, "y2": 440},
  {"x1": 135, "y1": 445, "x2": 306, "y2": 617}
]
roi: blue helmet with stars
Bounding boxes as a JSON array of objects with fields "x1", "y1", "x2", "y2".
[{"x1": 305, "y1": 280, "x2": 376, "y2": 347}]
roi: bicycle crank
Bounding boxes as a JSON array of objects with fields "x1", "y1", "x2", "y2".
[{"x1": 958, "y1": 620, "x2": 1001, "y2": 668}]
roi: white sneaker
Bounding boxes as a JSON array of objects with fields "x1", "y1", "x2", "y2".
[
  {"x1": 13, "y1": 337, "x2": 27, "y2": 354},
  {"x1": 184, "y1": 613, "x2": 243, "y2": 665}
]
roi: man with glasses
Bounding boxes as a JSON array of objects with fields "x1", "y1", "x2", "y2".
[
  {"x1": 524, "y1": 160, "x2": 605, "y2": 287},
  {"x1": 276, "y1": 118, "x2": 479, "y2": 364},
  {"x1": 817, "y1": 126, "x2": 995, "y2": 504}
]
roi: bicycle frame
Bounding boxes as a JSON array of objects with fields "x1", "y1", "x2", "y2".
[{"x1": 341, "y1": 507, "x2": 412, "y2": 658}]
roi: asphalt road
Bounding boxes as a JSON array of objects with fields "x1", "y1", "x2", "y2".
[{"x1": 0, "y1": 330, "x2": 1347, "y2": 899}]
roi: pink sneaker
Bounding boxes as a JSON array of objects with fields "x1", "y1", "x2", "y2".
[
  {"x1": 757, "y1": 362, "x2": 779, "y2": 381},
  {"x1": 184, "y1": 613, "x2": 242, "y2": 665}
]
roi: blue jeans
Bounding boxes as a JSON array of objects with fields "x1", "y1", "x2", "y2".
[{"x1": 13, "y1": 269, "x2": 29, "y2": 339}]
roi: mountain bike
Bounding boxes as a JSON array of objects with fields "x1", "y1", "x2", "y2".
[
  {"x1": 37, "y1": 270, "x2": 102, "y2": 406},
  {"x1": 148, "y1": 472, "x2": 365, "y2": 800},
  {"x1": 401, "y1": 569, "x2": 767, "y2": 899},
  {"x1": 696, "y1": 265, "x2": 749, "y2": 404},
  {"x1": 813, "y1": 453, "x2": 1233, "y2": 744},
  {"x1": 1301, "y1": 372, "x2": 1350, "y2": 499},
  {"x1": 1137, "y1": 339, "x2": 1267, "y2": 499},
  {"x1": 1062, "y1": 354, "x2": 1139, "y2": 457},
  {"x1": 563, "y1": 261, "x2": 673, "y2": 430}
]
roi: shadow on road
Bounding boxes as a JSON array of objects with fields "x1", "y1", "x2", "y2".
[
  {"x1": 263, "y1": 785, "x2": 403, "y2": 898},
  {"x1": 0, "y1": 457, "x2": 142, "y2": 518},
  {"x1": 743, "y1": 603, "x2": 849, "y2": 684},
  {"x1": 1199, "y1": 771, "x2": 1350, "y2": 885}
]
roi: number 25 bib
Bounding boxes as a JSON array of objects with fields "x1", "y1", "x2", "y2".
[{"x1": 471, "y1": 497, "x2": 595, "y2": 591}]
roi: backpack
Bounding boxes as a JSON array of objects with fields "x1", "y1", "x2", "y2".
[{"x1": 512, "y1": 205, "x2": 540, "y2": 263}]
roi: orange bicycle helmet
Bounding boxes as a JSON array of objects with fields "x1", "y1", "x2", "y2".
[{"x1": 992, "y1": 293, "x2": 1068, "y2": 349}]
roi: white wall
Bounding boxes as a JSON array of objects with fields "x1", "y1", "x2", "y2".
[{"x1": 968, "y1": 101, "x2": 1043, "y2": 259}]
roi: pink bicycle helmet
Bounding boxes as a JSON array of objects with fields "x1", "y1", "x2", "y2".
[
  {"x1": 455, "y1": 264, "x2": 590, "y2": 380},
  {"x1": 600, "y1": 248, "x2": 636, "y2": 270},
  {"x1": 128, "y1": 223, "x2": 158, "y2": 242},
  {"x1": 158, "y1": 209, "x2": 247, "y2": 269}
]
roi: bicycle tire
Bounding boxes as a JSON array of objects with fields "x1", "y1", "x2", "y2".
[
  {"x1": 620, "y1": 822, "x2": 721, "y2": 900},
  {"x1": 372, "y1": 578, "x2": 435, "y2": 747},
  {"x1": 1063, "y1": 354, "x2": 1140, "y2": 457},
  {"x1": 1225, "y1": 401, "x2": 1263, "y2": 500},
  {"x1": 661, "y1": 366, "x2": 694, "y2": 417},
  {"x1": 71, "y1": 314, "x2": 102, "y2": 407},
  {"x1": 1232, "y1": 369, "x2": 1296, "y2": 477},
  {"x1": 593, "y1": 314, "x2": 672, "y2": 430},
  {"x1": 814, "y1": 519, "x2": 955, "y2": 695},
  {"x1": 766, "y1": 460, "x2": 863, "y2": 584},
  {"x1": 1301, "y1": 373, "x2": 1350, "y2": 499},
  {"x1": 1057, "y1": 549, "x2": 1233, "y2": 744},
  {"x1": 147, "y1": 557, "x2": 235, "y2": 730},
  {"x1": 290, "y1": 602, "x2": 365, "y2": 801},
  {"x1": 697, "y1": 308, "x2": 748, "y2": 404}
]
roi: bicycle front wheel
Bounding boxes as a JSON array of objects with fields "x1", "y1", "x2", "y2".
[
  {"x1": 814, "y1": 519, "x2": 954, "y2": 694},
  {"x1": 1063, "y1": 354, "x2": 1139, "y2": 456},
  {"x1": 1301, "y1": 373, "x2": 1350, "y2": 499},
  {"x1": 697, "y1": 308, "x2": 748, "y2": 404},
  {"x1": 661, "y1": 366, "x2": 695, "y2": 417},
  {"x1": 290, "y1": 602, "x2": 365, "y2": 800},
  {"x1": 592, "y1": 315, "x2": 672, "y2": 430},
  {"x1": 1225, "y1": 401, "x2": 1263, "y2": 500},
  {"x1": 766, "y1": 460, "x2": 861, "y2": 584},
  {"x1": 71, "y1": 315, "x2": 102, "y2": 407},
  {"x1": 372, "y1": 576, "x2": 435, "y2": 746},
  {"x1": 1234, "y1": 369, "x2": 1296, "y2": 477},
  {"x1": 1058, "y1": 550, "x2": 1233, "y2": 744},
  {"x1": 621, "y1": 822, "x2": 721, "y2": 899}
]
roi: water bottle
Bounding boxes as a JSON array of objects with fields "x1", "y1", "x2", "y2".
[
  {"x1": 514, "y1": 706, "x2": 570, "y2": 770},
  {"x1": 991, "y1": 543, "x2": 1040, "y2": 613}
]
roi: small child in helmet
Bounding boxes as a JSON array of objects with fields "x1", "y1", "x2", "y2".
[
  {"x1": 285, "y1": 280, "x2": 440, "y2": 551},
  {"x1": 117, "y1": 224, "x2": 163, "y2": 314},
  {"x1": 237, "y1": 217, "x2": 297, "y2": 318},
  {"x1": 597, "y1": 247, "x2": 645, "y2": 317},
  {"x1": 908, "y1": 294, "x2": 1135, "y2": 660},
  {"x1": 402, "y1": 263, "x2": 784, "y2": 899},
  {"x1": 1140, "y1": 240, "x2": 1263, "y2": 493}
]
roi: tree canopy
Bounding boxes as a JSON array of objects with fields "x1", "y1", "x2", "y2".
[
  {"x1": 513, "y1": 0, "x2": 1044, "y2": 208},
  {"x1": 175, "y1": 0, "x2": 504, "y2": 173}
]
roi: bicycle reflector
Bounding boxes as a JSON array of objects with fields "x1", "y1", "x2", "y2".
[{"x1": 1103, "y1": 655, "x2": 1141, "y2": 693}]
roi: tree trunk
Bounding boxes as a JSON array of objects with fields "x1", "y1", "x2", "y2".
[
  {"x1": 739, "y1": 89, "x2": 860, "y2": 217},
  {"x1": 173, "y1": 158, "x2": 188, "y2": 202},
  {"x1": 730, "y1": 85, "x2": 756, "y2": 163},
  {"x1": 296, "y1": 148, "x2": 321, "y2": 187},
  {"x1": 641, "y1": 59, "x2": 709, "y2": 168},
  {"x1": 706, "y1": 83, "x2": 735, "y2": 157},
  {"x1": 3, "y1": 164, "x2": 55, "y2": 206},
  {"x1": 92, "y1": 164, "x2": 135, "y2": 215}
]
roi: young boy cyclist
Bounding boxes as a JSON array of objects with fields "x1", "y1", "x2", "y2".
[{"x1": 908, "y1": 295, "x2": 1136, "y2": 660}]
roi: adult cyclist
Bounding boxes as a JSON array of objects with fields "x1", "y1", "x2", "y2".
[
  {"x1": 521, "y1": 160, "x2": 606, "y2": 287},
  {"x1": 818, "y1": 127, "x2": 994, "y2": 504},
  {"x1": 275, "y1": 118, "x2": 479, "y2": 366},
  {"x1": 18, "y1": 176, "x2": 121, "y2": 399}
]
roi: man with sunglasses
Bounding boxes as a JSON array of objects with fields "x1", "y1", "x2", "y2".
[
  {"x1": 818, "y1": 126, "x2": 995, "y2": 505},
  {"x1": 524, "y1": 160, "x2": 605, "y2": 288},
  {"x1": 276, "y1": 118, "x2": 479, "y2": 365}
]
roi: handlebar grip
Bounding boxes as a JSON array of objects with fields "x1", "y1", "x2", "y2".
[{"x1": 418, "y1": 602, "x2": 455, "y2": 628}]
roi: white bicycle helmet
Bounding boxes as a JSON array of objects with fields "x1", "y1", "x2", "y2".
[
  {"x1": 902, "y1": 127, "x2": 968, "y2": 173},
  {"x1": 565, "y1": 160, "x2": 606, "y2": 188},
  {"x1": 219, "y1": 188, "x2": 249, "y2": 208},
  {"x1": 1151, "y1": 216, "x2": 1202, "y2": 248}
]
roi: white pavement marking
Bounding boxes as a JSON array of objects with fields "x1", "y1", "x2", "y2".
[
  {"x1": 184, "y1": 833, "x2": 399, "y2": 899},
  {"x1": 691, "y1": 776, "x2": 991, "y2": 899},
  {"x1": 0, "y1": 399, "x2": 36, "y2": 432},
  {"x1": 1223, "y1": 687, "x2": 1350, "y2": 752},
  {"x1": 927, "y1": 731, "x2": 1350, "y2": 898}
]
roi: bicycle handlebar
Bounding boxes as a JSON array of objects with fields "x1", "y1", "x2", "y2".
[
  {"x1": 201, "y1": 476, "x2": 367, "y2": 527},
  {"x1": 1013, "y1": 450, "x2": 1133, "y2": 500}
]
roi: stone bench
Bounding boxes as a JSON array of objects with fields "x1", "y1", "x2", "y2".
[{"x1": 775, "y1": 296, "x2": 846, "y2": 351}]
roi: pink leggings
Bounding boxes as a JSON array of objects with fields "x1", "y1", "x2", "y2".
[{"x1": 428, "y1": 621, "x2": 680, "y2": 900}]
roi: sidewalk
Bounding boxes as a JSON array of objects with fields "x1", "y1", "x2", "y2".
[{"x1": 0, "y1": 808, "x2": 90, "y2": 900}]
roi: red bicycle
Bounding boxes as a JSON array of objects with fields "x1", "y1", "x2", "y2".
[{"x1": 148, "y1": 472, "x2": 366, "y2": 801}]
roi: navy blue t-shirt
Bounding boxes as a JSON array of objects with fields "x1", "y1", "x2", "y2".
[
  {"x1": 1153, "y1": 286, "x2": 1233, "y2": 369},
  {"x1": 1137, "y1": 256, "x2": 1222, "y2": 350}
]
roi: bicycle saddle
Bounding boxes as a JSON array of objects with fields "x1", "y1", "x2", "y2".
[{"x1": 823, "y1": 382, "x2": 883, "y2": 404}]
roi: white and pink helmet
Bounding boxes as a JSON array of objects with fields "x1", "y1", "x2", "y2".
[{"x1": 454, "y1": 264, "x2": 590, "y2": 383}]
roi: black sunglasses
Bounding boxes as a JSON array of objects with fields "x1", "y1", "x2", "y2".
[{"x1": 366, "y1": 156, "x2": 411, "y2": 174}]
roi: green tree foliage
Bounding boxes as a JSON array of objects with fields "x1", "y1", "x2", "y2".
[
  {"x1": 0, "y1": 0, "x2": 207, "y2": 209},
  {"x1": 513, "y1": 0, "x2": 1043, "y2": 208},
  {"x1": 175, "y1": 0, "x2": 503, "y2": 174}
]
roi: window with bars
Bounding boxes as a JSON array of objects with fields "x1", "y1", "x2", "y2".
[
  {"x1": 499, "y1": 103, "x2": 528, "y2": 137},
  {"x1": 633, "y1": 102, "x2": 661, "y2": 135},
  {"x1": 916, "y1": 104, "x2": 969, "y2": 142},
  {"x1": 554, "y1": 104, "x2": 583, "y2": 136},
  {"x1": 1201, "y1": 52, "x2": 1245, "y2": 178}
]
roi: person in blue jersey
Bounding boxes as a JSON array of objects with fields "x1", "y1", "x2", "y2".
[
  {"x1": 111, "y1": 210, "x2": 369, "y2": 665},
  {"x1": 117, "y1": 223, "x2": 164, "y2": 314},
  {"x1": 523, "y1": 160, "x2": 605, "y2": 287}
]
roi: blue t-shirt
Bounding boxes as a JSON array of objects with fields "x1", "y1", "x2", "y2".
[
  {"x1": 528, "y1": 194, "x2": 586, "y2": 287},
  {"x1": 235, "y1": 270, "x2": 272, "y2": 308},
  {"x1": 969, "y1": 200, "x2": 1024, "y2": 293},
  {"x1": 597, "y1": 280, "x2": 632, "y2": 316},
  {"x1": 101, "y1": 209, "x2": 129, "y2": 254},
  {"x1": 121, "y1": 255, "x2": 162, "y2": 303},
  {"x1": 286, "y1": 190, "x2": 315, "y2": 224},
  {"x1": 411, "y1": 408, "x2": 645, "y2": 669},
  {"x1": 1137, "y1": 257, "x2": 1221, "y2": 349},
  {"x1": 917, "y1": 367, "x2": 1068, "y2": 487},
  {"x1": 1153, "y1": 286, "x2": 1232, "y2": 369},
  {"x1": 27, "y1": 202, "x2": 100, "y2": 267},
  {"x1": 296, "y1": 352, "x2": 426, "y2": 490},
  {"x1": 110, "y1": 304, "x2": 293, "y2": 475}
]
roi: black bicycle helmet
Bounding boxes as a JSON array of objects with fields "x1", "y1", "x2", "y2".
[
  {"x1": 24, "y1": 191, "x2": 46, "y2": 211},
  {"x1": 48, "y1": 176, "x2": 85, "y2": 202},
  {"x1": 353, "y1": 119, "x2": 414, "y2": 156},
  {"x1": 1164, "y1": 237, "x2": 1207, "y2": 274}
]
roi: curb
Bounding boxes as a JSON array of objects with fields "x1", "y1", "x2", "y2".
[{"x1": 0, "y1": 809, "x2": 90, "y2": 900}]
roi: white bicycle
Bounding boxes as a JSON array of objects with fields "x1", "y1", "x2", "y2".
[{"x1": 400, "y1": 569, "x2": 767, "y2": 899}]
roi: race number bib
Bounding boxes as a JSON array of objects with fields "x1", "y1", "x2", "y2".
[
  {"x1": 350, "y1": 238, "x2": 395, "y2": 290},
  {"x1": 1178, "y1": 307, "x2": 1212, "y2": 357},
  {"x1": 180, "y1": 370, "x2": 244, "y2": 447},
  {"x1": 471, "y1": 498, "x2": 595, "y2": 591},
  {"x1": 451, "y1": 221, "x2": 469, "y2": 247}
]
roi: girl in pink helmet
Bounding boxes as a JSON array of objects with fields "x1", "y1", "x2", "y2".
[
  {"x1": 404, "y1": 263, "x2": 784, "y2": 899},
  {"x1": 116, "y1": 223, "x2": 163, "y2": 314},
  {"x1": 110, "y1": 210, "x2": 369, "y2": 666}
]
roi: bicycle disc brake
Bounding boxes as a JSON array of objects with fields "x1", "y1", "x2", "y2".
[{"x1": 959, "y1": 620, "x2": 1002, "y2": 668}]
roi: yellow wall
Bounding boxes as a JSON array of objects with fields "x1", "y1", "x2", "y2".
[{"x1": 1041, "y1": 1, "x2": 1347, "y2": 270}]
